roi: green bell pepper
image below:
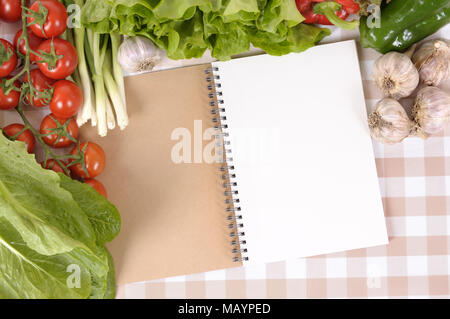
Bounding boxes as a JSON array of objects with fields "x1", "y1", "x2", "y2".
[{"x1": 360, "y1": 0, "x2": 450, "y2": 53}]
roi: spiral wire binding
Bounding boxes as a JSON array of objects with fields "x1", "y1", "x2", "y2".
[{"x1": 206, "y1": 66, "x2": 249, "y2": 263}]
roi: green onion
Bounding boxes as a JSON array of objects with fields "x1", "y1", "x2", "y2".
[{"x1": 63, "y1": 0, "x2": 128, "y2": 136}]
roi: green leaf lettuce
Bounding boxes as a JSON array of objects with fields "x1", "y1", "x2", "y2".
[{"x1": 81, "y1": 0, "x2": 331, "y2": 60}]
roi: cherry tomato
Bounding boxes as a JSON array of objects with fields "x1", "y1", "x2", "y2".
[
  {"x1": 24, "y1": 69, "x2": 55, "y2": 107},
  {"x1": 42, "y1": 159, "x2": 69, "y2": 175},
  {"x1": 40, "y1": 113, "x2": 78, "y2": 148},
  {"x1": 49, "y1": 80, "x2": 83, "y2": 118},
  {"x1": 28, "y1": 0, "x2": 68, "y2": 38},
  {"x1": 3, "y1": 123, "x2": 35, "y2": 153},
  {"x1": 0, "y1": 77, "x2": 20, "y2": 110},
  {"x1": 0, "y1": 0, "x2": 26, "y2": 22},
  {"x1": 85, "y1": 179, "x2": 108, "y2": 198},
  {"x1": 69, "y1": 142, "x2": 106, "y2": 179},
  {"x1": 0, "y1": 39, "x2": 18, "y2": 78},
  {"x1": 36, "y1": 38, "x2": 78, "y2": 80},
  {"x1": 14, "y1": 29, "x2": 44, "y2": 62}
]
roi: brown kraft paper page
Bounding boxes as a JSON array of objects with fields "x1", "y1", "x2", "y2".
[{"x1": 80, "y1": 63, "x2": 242, "y2": 285}]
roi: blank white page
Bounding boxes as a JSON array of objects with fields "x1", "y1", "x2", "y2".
[{"x1": 212, "y1": 40, "x2": 388, "y2": 265}]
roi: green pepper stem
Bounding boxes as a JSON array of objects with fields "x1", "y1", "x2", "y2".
[{"x1": 314, "y1": 2, "x2": 359, "y2": 30}]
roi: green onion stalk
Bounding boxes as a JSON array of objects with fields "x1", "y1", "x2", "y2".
[
  {"x1": 63, "y1": 0, "x2": 128, "y2": 137},
  {"x1": 92, "y1": 31, "x2": 108, "y2": 136}
]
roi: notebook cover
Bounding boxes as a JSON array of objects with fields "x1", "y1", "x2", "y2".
[{"x1": 80, "y1": 64, "x2": 242, "y2": 285}]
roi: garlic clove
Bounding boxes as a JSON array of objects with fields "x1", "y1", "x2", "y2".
[
  {"x1": 368, "y1": 98, "x2": 413, "y2": 145},
  {"x1": 412, "y1": 40, "x2": 450, "y2": 87},
  {"x1": 413, "y1": 86, "x2": 450, "y2": 137},
  {"x1": 372, "y1": 52, "x2": 420, "y2": 99},
  {"x1": 118, "y1": 36, "x2": 164, "y2": 74}
]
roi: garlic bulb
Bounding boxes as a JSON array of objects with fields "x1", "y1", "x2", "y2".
[
  {"x1": 372, "y1": 52, "x2": 420, "y2": 99},
  {"x1": 117, "y1": 36, "x2": 163, "y2": 73},
  {"x1": 368, "y1": 99, "x2": 413, "y2": 145},
  {"x1": 413, "y1": 86, "x2": 450, "y2": 136},
  {"x1": 412, "y1": 40, "x2": 450, "y2": 86}
]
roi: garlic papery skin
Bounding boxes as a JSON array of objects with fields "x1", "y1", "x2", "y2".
[
  {"x1": 372, "y1": 52, "x2": 420, "y2": 99},
  {"x1": 117, "y1": 36, "x2": 163, "y2": 74},
  {"x1": 368, "y1": 98, "x2": 413, "y2": 145},
  {"x1": 413, "y1": 86, "x2": 450, "y2": 137},
  {"x1": 412, "y1": 40, "x2": 450, "y2": 86}
]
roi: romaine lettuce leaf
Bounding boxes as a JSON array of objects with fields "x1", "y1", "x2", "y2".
[
  {"x1": 102, "y1": 248, "x2": 117, "y2": 299},
  {"x1": 0, "y1": 134, "x2": 97, "y2": 256},
  {"x1": 0, "y1": 133, "x2": 120, "y2": 299},
  {"x1": 59, "y1": 174, "x2": 121, "y2": 245},
  {"x1": 0, "y1": 218, "x2": 92, "y2": 299}
]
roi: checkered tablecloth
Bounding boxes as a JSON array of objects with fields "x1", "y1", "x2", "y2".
[{"x1": 1, "y1": 20, "x2": 449, "y2": 299}]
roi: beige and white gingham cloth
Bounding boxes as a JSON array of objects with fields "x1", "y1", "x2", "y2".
[{"x1": 1, "y1": 20, "x2": 449, "y2": 299}]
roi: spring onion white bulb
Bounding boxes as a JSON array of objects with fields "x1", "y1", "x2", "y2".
[{"x1": 117, "y1": 36, "x2": 163, "y2": 73}]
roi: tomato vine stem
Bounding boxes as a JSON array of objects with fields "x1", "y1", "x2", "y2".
[{"x1": 3, "y1": 0, "x2": 86, "y2": 177}]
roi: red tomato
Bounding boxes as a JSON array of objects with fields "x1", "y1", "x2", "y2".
[
  {"x1": 36, "y1": 38, "x2": 77, "y2": 80},
  {"x1": 85, "y1": 179, "x2": 108, "y2": 198},
  {"x1": 0, "y1": 0, "x2": 25, "y2": 22},
  {"x1": 42, "y1": 159, "x2": 69, "y2": 175},
  {"x1": 14, "y1": 29, "x2": 44, "y2": 61},
  {"x1": 0, "y1": 39, "x2": 18, "y2": 77},
  {"x1": 28, "y1": 0, "x2": 68, "y2": 38},
  {"x1": 49, "y1": 80, "x2": 83, "y2": 118},
  {"x1": 3, "y1": 123, "x2": 35, "y2": 153},
  {"x1": 69, "y1": 142, "x2": 106, "y2": 179},
  {"x1": 0, "y1": 77, "x2": 20, "y2": 110},
  {"x1": 40, "y1": 113, "x2": 78, "y2": 148},
  {"x1": 24, "y1": 69, "x2": 55, "y2": 107}
]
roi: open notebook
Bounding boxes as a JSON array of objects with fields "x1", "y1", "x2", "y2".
[{"x1": 81, "y1": 40, "x2": 388, "y2": 285}]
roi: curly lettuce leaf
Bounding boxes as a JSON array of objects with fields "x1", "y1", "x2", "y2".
[
  {"x1": 153, "y1": 0, "x2": 207, "y2": 19},
  {"x1": 222, "y1": 0, "x2": 259, "y2": 17},
  {"x1": 257, "y1": 0, "x2": 304, "y2": 33},
  {"x1": 81, "y1": 0, "x2": 329, "y2": 60},
  {"x1": 249, "y1": 23, "x2": 331, "y2": 56},
  {"x1": 203, "y1": 12, "x2": 251, "y2": 60}
]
